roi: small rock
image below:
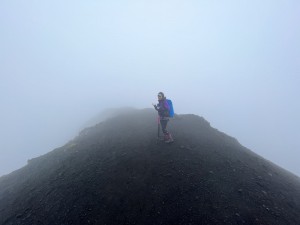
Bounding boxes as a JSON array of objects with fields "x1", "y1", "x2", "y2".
[{"x1": 262, "y1": 204, "x2": 270, "y2": 211}]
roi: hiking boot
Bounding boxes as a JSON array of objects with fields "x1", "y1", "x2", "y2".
[
  {"x1": 163, "y1": 134, "x2": 169, "y2": 142},
  {"x1": 164, "y1": 133, "x2": 174, "y2": 143}
]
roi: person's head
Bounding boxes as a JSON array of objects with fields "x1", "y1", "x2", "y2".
[{"x1": 157, "y1": 92, "x2": 165, "y2": 100}]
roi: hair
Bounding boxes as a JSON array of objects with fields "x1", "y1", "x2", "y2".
[{"x1": 158, "y1": 92, "x2": 165, "y2": 98}]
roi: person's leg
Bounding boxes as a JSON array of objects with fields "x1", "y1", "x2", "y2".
[
  {"x1": 160, "y1": 119, "x2": 173, "y2": 142},
  {"x1": 160, "y1": 119, "x2": 168, "y2": 134}
]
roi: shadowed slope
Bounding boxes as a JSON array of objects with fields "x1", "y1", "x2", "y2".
[{"x1": 0, "y1": 109, "x2": 300, "y2": 225}]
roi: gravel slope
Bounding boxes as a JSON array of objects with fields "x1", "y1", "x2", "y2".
[{"x1": 0, "y1": 108, "x2": 300, "y2": 225}]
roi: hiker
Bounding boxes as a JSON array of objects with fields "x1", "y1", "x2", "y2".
[{"x1": 152, "y1": 92, "x2": 174, "y2": 143}]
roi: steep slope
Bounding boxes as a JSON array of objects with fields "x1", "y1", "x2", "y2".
[{"x1": 0, "y1": 108, "x2": 300, "y2": 225}]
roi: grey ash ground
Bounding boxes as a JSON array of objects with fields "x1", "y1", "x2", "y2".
[{"x1": 1, "y1": 109, "x2": 300, "y2": 225}]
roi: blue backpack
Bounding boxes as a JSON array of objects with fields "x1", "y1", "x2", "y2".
[{"x1": 166, "y1": 99, "x2": 174, "y2": 118}]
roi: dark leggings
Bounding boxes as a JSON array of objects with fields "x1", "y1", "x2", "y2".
[{"x1": 160, "y1": 119, "x2": 169, "y2": 134}]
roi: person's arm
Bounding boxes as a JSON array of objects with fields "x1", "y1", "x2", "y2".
[
  {"x1": 152, "y1": 103, "x2": 159, "y2": 111},
  {"x1": 157, "y1": 101, "x2": 169, "y2": 116}
]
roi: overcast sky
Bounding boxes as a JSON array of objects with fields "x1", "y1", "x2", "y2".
[{"x1": 1, "y1": 0, "x2": 299, "y2": 177}]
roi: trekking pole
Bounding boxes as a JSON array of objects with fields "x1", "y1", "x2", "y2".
[{"x1": 157, "y1": 116, "x2": 160, "y2": 142}]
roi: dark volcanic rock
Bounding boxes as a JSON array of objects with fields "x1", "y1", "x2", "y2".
[{"x1": 0, "y1": 108, "x2": 300, "y2": 225}]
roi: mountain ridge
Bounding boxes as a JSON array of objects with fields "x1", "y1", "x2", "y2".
[{"x1": 0, "y1": 108, "x2": 300, "y2": 225}]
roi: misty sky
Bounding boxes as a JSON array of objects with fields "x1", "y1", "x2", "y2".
[{"x1": 1, "y1": 0, "x2": 299, "y2": 177}]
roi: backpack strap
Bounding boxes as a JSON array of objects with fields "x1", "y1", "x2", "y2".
[{"x1": 163, "y1": 100, "x2": 170, "y2": 111}]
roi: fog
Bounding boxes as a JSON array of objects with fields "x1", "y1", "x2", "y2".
[{"x1": 1, "y1": 0, "x2": 299, "y2": 177}]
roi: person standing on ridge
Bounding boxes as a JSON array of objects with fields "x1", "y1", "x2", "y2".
[{"x1": 152, "y1": 92, "x2": 174, "y2": 143}]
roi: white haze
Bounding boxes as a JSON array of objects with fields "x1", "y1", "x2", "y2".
[{"x1": 0, "y1": 0, "x2": 299, "y2": 177}]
